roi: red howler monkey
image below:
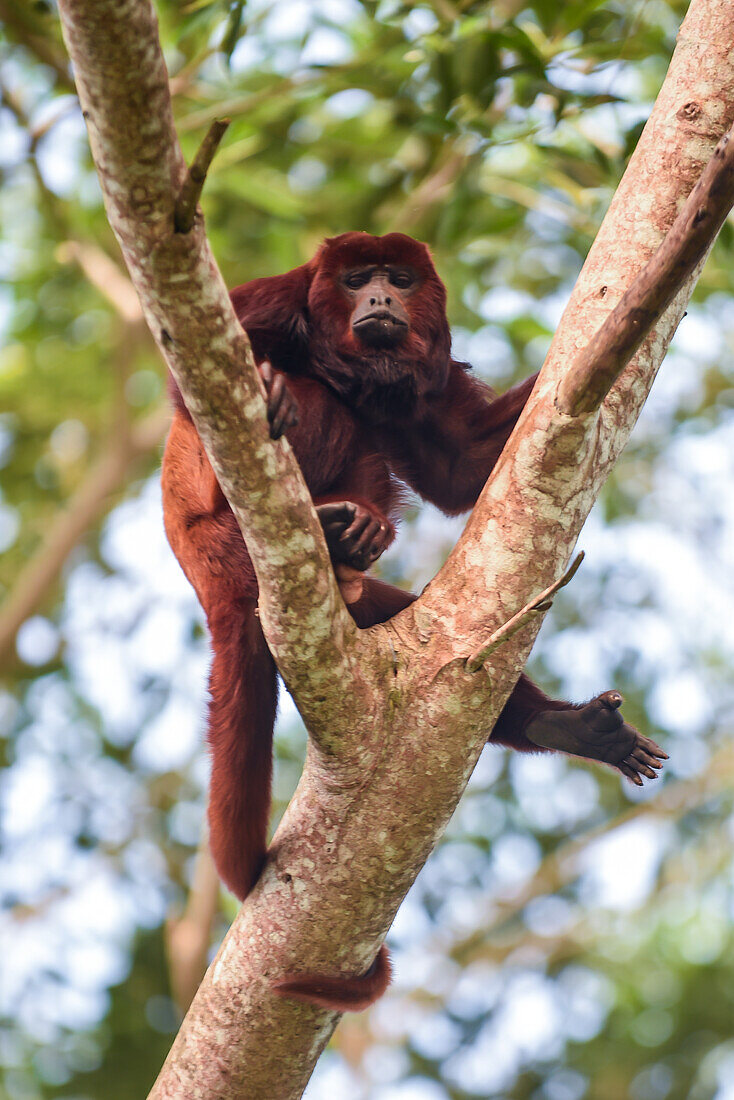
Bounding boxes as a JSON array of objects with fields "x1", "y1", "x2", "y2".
[{"x1": 162, "y1": 232, "x2": 666, "y2": 1011}]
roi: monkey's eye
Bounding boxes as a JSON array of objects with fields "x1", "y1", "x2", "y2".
[
  {"x1": 390, "y1": 270, "x2": 413, "y2": 289},
  {"x1": 344, "y1": 272, "x2": 370, "y2": 290}
]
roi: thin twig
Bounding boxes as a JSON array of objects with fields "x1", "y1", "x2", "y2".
[
  {"x1": 465, "y1": 552, "x2": 584, "y2": 673},
  {"x1": 57, "y1": 240, "x2": 144, "y2": 326},
  {"x1": 174, "y1": 118, "x2": 230, "y2": 233},
  {"x1": 557, "y1": 121, "x2": 734, "y2": 416}
]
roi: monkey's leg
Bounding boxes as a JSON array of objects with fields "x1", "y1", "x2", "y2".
[
  {"x1": 346, "y1": 583, "x2": 666, "y2": 785},
  {"x1": 346, "y1": 577, "x2": 416, "y2": 627},
  {"x1": 492, "y1": 674, "x2": 666, "y2": 785}
]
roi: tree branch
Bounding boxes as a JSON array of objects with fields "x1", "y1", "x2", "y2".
[
  {"x1": 56, "y1": 240, "x2": 145, "y2": 326},
  {"x1": 0, "y1": 405, "x2": 168, "y2": 665},
  {"x1": 557, "y1": 121, "x2": 734, "y2": 415},
  {"x1": 174, "y1": 118, "x2": 230, "y2": 234},
  {"x1": 56, "y1": 0, "x2": 367, "y2": 755},
  {"x1": 465, "y1": 552, "x2": 584, "y2": 673},
  {"x1": 165, "y1": 837, "x2": 221, "y2": 1015}
]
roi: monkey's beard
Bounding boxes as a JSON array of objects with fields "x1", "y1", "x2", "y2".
[
  {"x1": 346, "y1": 355, "x2": 421, "y2": 422},
  {"x1": 310, "y1": 345, "x2": 430, "y2": 423}
]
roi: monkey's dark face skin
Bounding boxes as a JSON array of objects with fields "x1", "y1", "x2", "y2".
[
  {"x1": 345, "y1": 265, "x2": 412, "y2": 348},
  {"x1": 306, "y1": 232, "x2": 451, "y2": 421}
]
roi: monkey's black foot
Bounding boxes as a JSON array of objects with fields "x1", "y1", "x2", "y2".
[
  {"x1": 259, "y1": 360, "x2": 299, "y2": 439},
  {"x1": 524, "y1": 691, "x2": 668, "y2": 786},
  {"x1": 317, "y1": 501, "x2": 393, "y2": 571}
]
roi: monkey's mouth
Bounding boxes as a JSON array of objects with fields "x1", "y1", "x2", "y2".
[{"x1": 352, "y1": 312, "x2": 408, "y2": 347}]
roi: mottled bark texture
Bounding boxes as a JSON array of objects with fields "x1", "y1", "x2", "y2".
[
  {"x1": 557, "y1": 119, "x2": 734, "y2": 415},
  {"x1": 55, "y1": 1, "x2": 734, "y2": 1097}
]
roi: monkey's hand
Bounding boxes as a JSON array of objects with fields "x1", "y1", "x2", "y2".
[
  {"x1": 524, "y1": 691, "x2": 668, "y2": 786},
  {"x1": 259, "y1": 360, "x2": 299, "y2": 439},
  {"x1": 317, "y1": 501, "x2": 393, "y2": 571}
]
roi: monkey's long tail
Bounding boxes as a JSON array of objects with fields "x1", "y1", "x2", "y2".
[
  {"x1": 273, "y1": 945, "x2": 392, "y2": 1012},
  {"x1": 206, "y1": 599, "x2": 277, "y2": 901},
  {"x1": 206, "y1": 594, "x2": 393, "y2": 1013}
]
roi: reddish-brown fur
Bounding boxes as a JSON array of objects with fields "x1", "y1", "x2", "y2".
[{"x1": 161, "y1": 232, "x2": 586, "y2": 1009}]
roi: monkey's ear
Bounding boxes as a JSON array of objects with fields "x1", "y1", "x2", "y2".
[{"x1": 230, "y1": 263, "x2": 312, "y2": 368}]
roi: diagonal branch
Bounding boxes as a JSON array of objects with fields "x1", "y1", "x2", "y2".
[
  {"x1": 57, "y1": 240, "x2": 146, "y2": 326},
  {"x1": 56, "y1": 0, "x2": 367, "y2": 755},
  {"x1": 465, "y1": 553, "x2": 584, "y2": 673},
  {"x1": 0, "y1": 404, "x2": 169, "y2": 665},
  {"x1": 165, "y1": 836, "x2": 221, "y2": 1015},
  {"x1": 557, "y1": 121, "x2": 734, "y2": 416}
]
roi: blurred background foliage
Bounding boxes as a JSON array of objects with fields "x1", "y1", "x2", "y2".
[{"x1": 2, "y1": 0, "x2": 734, "y2": 1097}]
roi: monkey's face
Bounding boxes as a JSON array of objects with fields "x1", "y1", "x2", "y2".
[
  {"x1": 306, "y1": 232, "x2": 451, "y2": 419},
  {"x1": 343, "y1": 265, "x2": 412, "y2": 349}
]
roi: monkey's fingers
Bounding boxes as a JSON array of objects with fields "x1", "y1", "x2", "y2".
[
  {"x1": 362, "y1": 524, "x2": 390, "y2": 563},
  {"x1": 340, "y1": 510, "x2": 372, "y2": 539},
  {"x1": 343, "y1": 536, "x2": 389, "y2": 571},
  {"x1": 345, "y1": 528, "x2": 378, "y2": 567},
  {"x1": 268, "y1": 375, "x2": 299, "y2": 439},
  {"x1": 626, "y1": 756, "x2": 659, "y2": 780},
  {"x1": 258, "y1": 361, "x2": 298, "y2": 438},
  {"x1": 618, "y1": 761, "x2": 644, "y2": 787},
  {"x1": 270, "y1": 401, "x2": 298, "y2": 439},
  {"x1": 340, "y1": 512, "x2": 373, "y2": 549},
  {"x1": 349, "y1": 518, "x2": 382, "y2": 555},
  {"x1": 636, "y1": 735, "x2": 668, "y2": 760},
  {"x1": 630, "y1": 745, "x2": 664, "y2": 769},
  {"x1": 267, "y1": 372, "x2": 285, "y2": 435},
  {"x1": 259, "y1": 359, "x2": 274, "y2": 388},
  {"x1": 368, "y1": 525, "x2": 390, "y2": 560}
]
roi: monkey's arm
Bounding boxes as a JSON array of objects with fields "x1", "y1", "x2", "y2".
[
  {"x1": 386, "y1": 366, "x2": 538, "y2": 514},
  {"x1": 164, "y1": 377, "x2": 398, "y2": 597}
]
